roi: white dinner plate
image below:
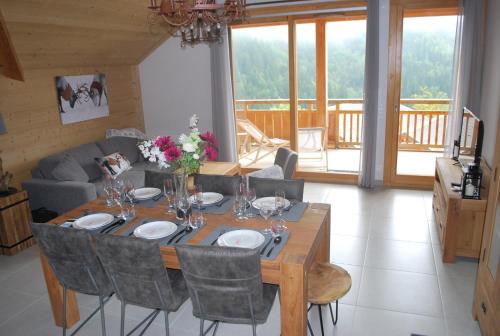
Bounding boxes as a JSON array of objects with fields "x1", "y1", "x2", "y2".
[
  {"x1": 73, "y1": 213, "x2": 115, "y2": 230},
  {"x1": 133, "y1": 221, "x2": 178, "y2": 239},
  {"x1": 134, "y1": 187, "x2": 161, "y2": 200},
  {"x1": 252, "y1": 197, "x2": 291, "y2": 211},
  {"x1": 189, "y1": 192, "x2": 224, "y2": 206},
  {"x1": 218, "y1": 230, "x2": 265, "y2": 249}
]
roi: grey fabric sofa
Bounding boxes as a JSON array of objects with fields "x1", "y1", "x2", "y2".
[{"x1": 22, "y1": 136, "x2": 166, "y2": 215}]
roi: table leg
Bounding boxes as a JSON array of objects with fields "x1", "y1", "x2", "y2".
[
  {"x1": 39, "y1": 253, "x2": 80, "y2": 327},
  {"x1": 280, "y1": 260, "x2": 307, "y2": 335}
]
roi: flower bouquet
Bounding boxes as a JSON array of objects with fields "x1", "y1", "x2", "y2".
[{"x1": 138, "y1": 115, "x2": 218, "y2": 194}]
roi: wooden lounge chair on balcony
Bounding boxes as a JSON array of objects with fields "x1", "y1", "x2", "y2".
[
  {"x1": 237, "y1": 118, "x2": 290, "y2": 164},
  {"x1": 298, "y1": 127, "x2": 328, "y2": 161}
]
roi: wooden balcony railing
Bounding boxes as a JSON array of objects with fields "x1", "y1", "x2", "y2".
[{"x1": 235, "y1": 98, "x2": 451, "y2": 152}]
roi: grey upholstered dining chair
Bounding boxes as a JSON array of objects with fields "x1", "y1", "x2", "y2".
[
  {"x1": 31, "y1": 222, "x2": 113, "y2": 336},
  {"x1": 193, "y1": 174, "x2": 242, "y2": 195},
  {"x1": 176, "y1": 245, "x2": 278, "y2": 336},
  {"x1": 94, "y1": 234, "x2": 189, "y2": 336},
  {"x1": 249, "y1": 176, "x2": 305, "y2": 201},
  {"x1": 274, "y1": 147, "x2": 298, "y2": 179}
]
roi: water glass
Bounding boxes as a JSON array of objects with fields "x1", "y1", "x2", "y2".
[
  {"x1": 246, "y1": 187, "x2": 257, "y2": 218},
  {"x1": 234, "y1": 194, "x2": 248, "y2": 221},
  {"x1": 190, "y1": 209, "x2": 205, "y2": 229},
  {"x1": 275, "y1": 190, "x2": 286, "y2": 220},
  {"x1": 122, "y1": 179, "x2": 135, "y2": 202},
  {"x1": 193, "y1": 184, "x2": 203, "y2": 210},
  {"x1": 103, "y1": 179, "x2": 114, "y2": 207},
  {"x1": 122, "y1": 202, "x2": 136, "y2": 220}
]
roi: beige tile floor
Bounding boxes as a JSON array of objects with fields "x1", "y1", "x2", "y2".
[{"x1": 0, "y1": 183, "x2": 481, "y2": 336}]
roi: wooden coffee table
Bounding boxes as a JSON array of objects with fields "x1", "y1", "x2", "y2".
[{"x1": 39, "y1": 196, "x2": 330, "y2": 335}]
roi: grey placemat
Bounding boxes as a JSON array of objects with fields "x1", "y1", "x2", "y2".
[
  {"x1": 121, "y1": 218, "x2": 199, "y2": 246},
  {"x1": 130, "y1": 195, "x2": 165, "y2": 208},
  {"x1": 248, "y1": 202, "x2": 309, "y2": 222},
  {"x1": 198, "y1": 225, "x2": 289, "y2": 260},
  {"x1": 198, "y1": 196, "x2": 234, "y2": 214}
]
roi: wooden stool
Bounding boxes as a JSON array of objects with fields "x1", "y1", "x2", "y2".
[{"x1": 307, "y1": 262, "x2": 352, "y2": 336}]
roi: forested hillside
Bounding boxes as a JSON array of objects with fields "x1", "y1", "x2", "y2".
[{"x1": 232, "y1": 30, "x2": 455, "y2": 101}]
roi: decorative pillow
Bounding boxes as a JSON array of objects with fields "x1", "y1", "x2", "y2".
[
  {"x1": 246, "y1": 165, "x2": 284, "y2": 180},
  {"x1": 51, "y1": 155, "x2": 90, "y2": 182},
  {"x1": 95, "y1": 152, "x2": 131, "y2": 179}
]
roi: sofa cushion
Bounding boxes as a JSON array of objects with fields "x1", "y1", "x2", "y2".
[
  {"x1": 95, "y1": 152, "x2": 131, "y2": 179},
  {"x1": 51, "y1": 155, "x2": 90, "y2": 182},
  {"x1": 96, "y1": 136, "x2": 141, "y2": 164},
  {"x1": 37, "y1": 153, "x2": 68, "y2": 180},
  {"x1": 67, "y1": 143, "x2": 105, "y2": 181},
  {"x1": 246, "y1": 165, "x2": 284, "y2": 180}
]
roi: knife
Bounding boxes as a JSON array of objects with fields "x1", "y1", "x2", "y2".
[
  {"x1": 152, "y1": 194, "x2": 163, "y2": 202},
  {"x1": 260, "y1": 237, "x2": 273, "y2": 255},
  {"x1": 167, "y1": 228, "x2": 186, "y2": 244},
  {"x1": 101, "y1": 219, "x2": 125, "y2": 234},
  {"x1": 216, "y1": 198, "x2": 229, "y2": 207},
  {"x1": 175, "y1": 230, "x2": 190, "y2": 244}
]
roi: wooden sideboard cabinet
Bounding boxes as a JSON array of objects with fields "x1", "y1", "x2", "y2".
[
  {"x1": 0, "y1": 190, "x2": 34, "y2": 255},
  {"x1": 432, "y1": 158, "x2": 490, "y2": 263}
]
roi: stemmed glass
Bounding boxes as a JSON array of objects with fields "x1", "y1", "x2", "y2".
[
  {"x1": 163, "y1": 179, "x2": 175, "y2": 213},
  {"x1": 176, "y1": 195, "x2": 191, "y2": 227},
  {"x1": 122, "y1": 179, "x2": 135, "y2": 203},
  {"x1": 259, "y1": 204, "x2": 274, "y2": 225},
  {"x1": 246, "y1": 187, "x2": 257, "y2": 218}
]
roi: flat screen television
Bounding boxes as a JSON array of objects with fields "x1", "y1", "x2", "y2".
[{"x1": 455, "y1": 107, "x2": 484, "y2": 166}]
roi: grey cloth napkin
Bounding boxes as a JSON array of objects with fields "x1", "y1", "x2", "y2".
[
  {"x1": 248, "y1": 201, "x2": 309, "y2": 222},
  {"x1": 198, "y1": 196, "x2": 234, "y2": 214},
  {"x1": 199, "y1": 225, "x2": 289, "y2": 260}
]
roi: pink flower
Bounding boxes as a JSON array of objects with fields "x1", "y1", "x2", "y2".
[
  {"x1": 200, "y1": 132, "x2": 219, "y2": 147},
  {"x1": 204, "y1": 145, "x2": 218, "y2": 161},
  {"x1": 165, "y1": 146, "x2": 181, "y2": 161},
  {"x1": 154, "y1": 136, "x2": 175, "y2": 152}
]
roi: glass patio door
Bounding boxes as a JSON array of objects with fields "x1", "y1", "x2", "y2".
[{"x1": 385, "y1": 5, "x2": 458, "y2": 187}]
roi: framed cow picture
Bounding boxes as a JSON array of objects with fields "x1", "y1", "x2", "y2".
[{"x1": 55, "y1": 74, "x2": 109, "y2": 125}]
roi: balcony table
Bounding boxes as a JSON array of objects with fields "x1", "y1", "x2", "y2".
[{"x1": 38, "y1": 196, "x2": 330, "y2": 336}]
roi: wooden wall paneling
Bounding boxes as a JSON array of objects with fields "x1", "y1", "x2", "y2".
[
  {"x1": 0, "y1": 9, "x2": 23, "y2": 80},
  {"x1": 0, "y1": 65, "x2": 145, "y2": 188}
]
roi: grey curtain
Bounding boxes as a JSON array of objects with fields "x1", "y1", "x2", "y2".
[
  {"x1": 210, "y1": 31, "x2": 238, "y2": 162},
  {"x1": 358, "y1": 0, "x2": 380, "y2": 188},
  {"x1": 445, "y1": 0, "x2": 485, "y2": 155}
]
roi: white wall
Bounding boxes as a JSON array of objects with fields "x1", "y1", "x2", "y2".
[
  {"x1": 479, "y1": 0, "x2": 500, "y2": 166},
  {"x1": 139, "y1": 37, "x2": 213, "y2": 139}
]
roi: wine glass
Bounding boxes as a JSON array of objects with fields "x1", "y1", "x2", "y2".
[
  {"x1": 259, "y1": 204, "x2": 274, "y2": 223},
  {"x1": 246, "y1": 187, "x2": 257, "y2": 218},
  {"x1": 176, "y1": 195, "x2": 191, "y2": 227},
  {"x1": 122, "y1": 179, "x2": 135, "y2": 203},
  {"x1": 163, "y1": 179, "x2": 175, "y2": 213}
]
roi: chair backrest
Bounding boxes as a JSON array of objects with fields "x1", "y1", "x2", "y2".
[
  {"x1": 175, "y1": 245, "x2": 264, "y2": 324},
  {"x1": 298, "y1": 127, "x2": 325, "y2": 151},
  {"x1": 248, "y1": 176, "x2": 305, "y2": 201},
  {"x1": 237, "y1": 119, "x2": 271, "y2": 144},
  {"x1": 274, "y1": 147, "x2": 297, "y2": 179},
  {"x1": 193, "y1": 174, "x2": 242, "y2": 195},
  {"x1": 31, "y1": 222, "x2": 113, "y2": 297},
  {"x1": 94, "y1": 234, "x2": 183, "y2": 311}
]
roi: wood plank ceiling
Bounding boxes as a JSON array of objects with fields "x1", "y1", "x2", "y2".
[{"x1": 0, "y1": 0, "x2": 171, "y2": 70}]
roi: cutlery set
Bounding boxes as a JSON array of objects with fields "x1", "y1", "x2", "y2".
[{"x1": 260, "y1": 235, "x2": 283, "y2": 257}]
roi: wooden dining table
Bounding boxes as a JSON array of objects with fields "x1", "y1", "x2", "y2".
[{"x1": 39, "y1": 196, "x2": 330, "y2": 336}]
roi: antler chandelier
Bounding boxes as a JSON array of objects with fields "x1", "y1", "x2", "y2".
[{"x1": 148, "y1": 0, "x2": 246, "y2": 47}]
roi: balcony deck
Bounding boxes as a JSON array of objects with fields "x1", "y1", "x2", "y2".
[{"x1": 239, "y1": 146, "x2": 442, "y2": 177}]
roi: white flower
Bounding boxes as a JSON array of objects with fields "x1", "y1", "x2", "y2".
[
  {"x1": 189, "y1": 114, "x2": 199, "y2": 128},
  {"x1": 148, "y1": 156, "x2": 156, "y2": 162},
  {"x1": 183, "y1": 142, "x2": 196, "y2": 153},
  {"x1": 138, "y1": 145, "x2": 144, "y2": 151},
  {"x1": 193, "y1": 153, "x2": 199, "y2": 160},
  {"x1": 179, "y1": 133, "x2": 189, "y2": 144}
]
